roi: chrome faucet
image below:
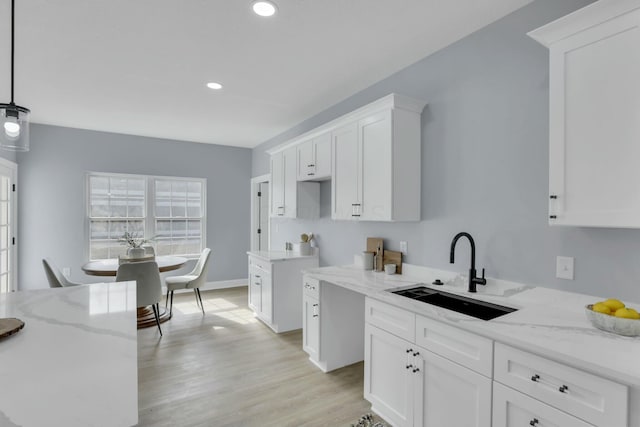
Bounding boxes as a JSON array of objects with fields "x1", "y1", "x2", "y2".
[{"x1": 450, "y1": 232, "x2": 486, "y2": 293}]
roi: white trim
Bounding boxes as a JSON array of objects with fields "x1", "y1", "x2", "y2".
[
  {"x1": 250, "y1": 174, "x2": 270, "y2": 251},
  {"x1": 265, "y1": 93, "x2": 427, "y2": 155},
  {"x1": 163, "y1": 278, "x2": 247, "y2": 294},
  {"x1": 0, "y1": 158, "x2": 18, "y2": 292}
]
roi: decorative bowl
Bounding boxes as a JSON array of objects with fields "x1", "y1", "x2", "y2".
[{"x1": 585, "y1": 305, "x2": 640, "y2": 337}]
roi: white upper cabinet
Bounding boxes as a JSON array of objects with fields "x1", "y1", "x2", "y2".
[
  {"x1": 529, "y1": 0, "x2": 640, "y2": 228},
  {"x1": 297, "y1": 132, "x2": 332, "y2": 181},
  {"x1": 331, "y1": 122, "x2": 360, "y2": 220},
  {"x1": 270, "y1": 146, "x2": 319, "y2": 219}
]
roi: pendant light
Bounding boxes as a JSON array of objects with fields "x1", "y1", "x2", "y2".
[{"x1": 0, "y1": 0, "x2": 30, "y2": 152}]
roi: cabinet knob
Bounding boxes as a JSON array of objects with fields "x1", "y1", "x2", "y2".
[
  {"x1": 413, "y1": 351, "x2": 419, "y2": 356},
  {"x1": 406, "y1": 348, "x2": 413, "y2": 353},
  {"x1": 307, "y1": 173, "x2": 315, "y2": 176},
  {"x1": 529, "y1": 419, "x2": 539, "y2": 426},
  {"x1": 549, "y1": 215, "x2": 557, "y2": 219},
  {"x1": 530, "y1": 374, "x2": 540, "y2": 382},
  {"x1": 559, "y1": 385, "x2": 569, "y2": 393},
  {"x1": 312, "y1": 314, "x2": 319, "y2": 318},
  {"x1": 412, "y1": 368, "x2": 420, "y2": 373},
  {"x1": 308, "y1": 164, "x2": 315, "y2": 167},
  {"x1": 550, "y1": 195, "x2": 558, "y2": 199},
  {"x1": 406, "y1": 364, "x2": 412, "y2": 369}
]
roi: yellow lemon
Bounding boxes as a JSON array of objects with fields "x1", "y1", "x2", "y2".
[
  {"x1": 614, "y1": 308, "x2": 640, "y2": 319},
  {"x1": 603, "y1": 298, "x2": 625, "y2": 312},
  {"x1": 592, "y1": 302, "x2": 612, "y2": 315}
]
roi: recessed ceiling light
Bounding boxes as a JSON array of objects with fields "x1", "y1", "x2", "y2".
[
  {"x1": 252, "y1": 1, "x2": 277, "y2": 17},
  {"x1": 206, "y1": 82, "x2": 223, "y2": 90}
]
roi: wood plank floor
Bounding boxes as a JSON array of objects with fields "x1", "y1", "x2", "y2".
[{"x1": 137, "y1": 286, "x2": 374, "y2": 427}]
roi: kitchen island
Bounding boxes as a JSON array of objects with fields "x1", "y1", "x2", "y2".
[
  {"x1": 0, "y1": 282, "x2": 138, "y2": 427},
  {"x1": 303, "y1": 264, "x2": 640, "y2": 427}
]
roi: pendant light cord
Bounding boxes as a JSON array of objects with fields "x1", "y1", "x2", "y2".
[{"x1": 10, "y1": 0, "x2": 14, "y2": 104}]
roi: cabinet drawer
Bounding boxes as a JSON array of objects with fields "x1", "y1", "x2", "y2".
[
  {"x1": 415, "y1": 314, "x2": 493, "y2": 377},
  {"x1": 303, "y1": 276, "x2": 320, "y2": 299},
  {"x1": 494, "y1": 343, "x2": 628, "y2": 427},
  {"x1": 249, "y1": 257, "x2": 271, "y2": 273},
  {"x1": 493, "y1": 382, "x2": 593, "y2": 427},
  {"x1": 365, "y1": 298, "x2": 415, "y2": 342}
]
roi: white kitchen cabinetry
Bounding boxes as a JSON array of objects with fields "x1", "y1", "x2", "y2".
[
  {"x1": 529, "y1": 1, "x2": 640, "y2": 227},
  {"x1": 332, "y1": 101, "x2": 423, "y2": 221},
  {"x1": 364, "y1": 298, "x2": 492, "y2": 427},
  {"x1": 247, "y1": 253, "x2": 318, "y2": 333},
  {"x1": 301, "y1": 275, "x2": 365, "y2": 372},
  {"x1": 493, "y1": 343, "x2": 628, "y2": 427},
  {"x1": 270, "y1": 146, "x2": 319, "y2": 219},
  {"x1": 297, "y1": 132, "x2": 331, "y2": 181}
]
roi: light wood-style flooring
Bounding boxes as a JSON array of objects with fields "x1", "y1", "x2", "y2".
[{"x1": 137, "y1": 286, "x2": 373, "y2": 427}]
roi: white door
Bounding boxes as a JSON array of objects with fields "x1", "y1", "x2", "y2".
[
  {"x1": 270, "y1": 153, "x2": 284, "y2": 217},
  {"x1": 332, "y1": 122, "x2": 359, "y2": 220},
  {"x1": 364, "y1": 324, "x2": 414, "y2": 427},
  {"x1": 359, "y1": 110, "x2": 392, "y2": 221},
  {"x1": 548, "y1": 9, "x2": 640, "y2": 227},
  {"x1": 314, "y1": 132, "x2": 332, "y2": 179},
  {"x1": 302, "y1": 294, "x2": 320, "y2": 361},
  {"x1": 282, "y1": 146, "x2": 297, "y2": 218},
  {"x1": 0, "y1": 159, "x2": 16, "y2": 293},
  {"x1": 413, "y1": 348, "x2": 492, "y2": 427}
]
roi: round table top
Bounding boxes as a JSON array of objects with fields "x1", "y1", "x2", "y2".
[{"x1": 82, "y1": 256, "x2": 188, "y2": 277}]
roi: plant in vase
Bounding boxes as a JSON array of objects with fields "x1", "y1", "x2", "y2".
[{"x1": 119, "y1": 232, "x2": 154, "y2": 259}]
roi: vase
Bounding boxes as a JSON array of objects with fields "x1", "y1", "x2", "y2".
[{"x1": 127, "y1": 247, "x2": 146, "y2": 259}]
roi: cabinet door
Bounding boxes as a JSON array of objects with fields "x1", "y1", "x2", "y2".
[
  {"x1": 302, "y1": 294, "x2": 320, "y2": 361},
  {"x1": 548, "y1": 9, "x2": 640, "y2": 227},
  {"x1": 364, "y1": 324, "x2": 414, "y2": 427},
  {"x1": 260, "y1": 271, "x2": 273, "y2": 323},
  {"x1": 332, "y1": 122, "x2": 360, "y2": 220},
  {"x1": 493, "y1": 382, "x2": 592, "y2": 427},
  {"x1": 249, "y1": 272, "x2": 262, "y2": 313},
  {"x1": 359, "y1": 110, "x2": 392, "y2": 221},
  {"x1": 413, "y1": 348, "x2": 491, "y2": 427},
  {"x1": 282, "y1": 146, "x2": 297, "y2": 218},
  {"x1": 270, "y1": 153, "x2": 284, "y2": 217},
  {"x1": 297, "y1": 140, "x2": 314, "y2": 181},
  {"x1": 314, "y1": 132, "x2": 332, "y2": 179}
]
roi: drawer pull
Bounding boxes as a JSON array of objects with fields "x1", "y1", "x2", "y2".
[
  {"x1": 406, "y1": 364, "x2": 412, "y2": 369},
  {"x1": 531, "y1": 374, "x2": 540, "y2": 382},
  {"x1": 559, "y1": 385, "x2": 569, "y2": 393},
  {"x1": 529, "y1": 419, "x2": 539, "y2": 426},
  {"x1": 312, "y1": 314, "x2": 318, "y2": 318}
]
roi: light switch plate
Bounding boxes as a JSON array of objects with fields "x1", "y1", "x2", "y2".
[
  {"x1": 400, "y1": 241, "x2": 408, "y2": 255},
  {"x1": 556, "y1": 256, "x2": 574, "y2": 280}
]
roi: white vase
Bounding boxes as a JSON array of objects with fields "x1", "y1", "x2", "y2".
[{"x1": 127, "y1": 247, "x2": 146, "y2": 259}]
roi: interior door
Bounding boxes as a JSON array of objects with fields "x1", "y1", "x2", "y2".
[{"x1": 0, "y1": 159, "x2": 16, "y2": 293}]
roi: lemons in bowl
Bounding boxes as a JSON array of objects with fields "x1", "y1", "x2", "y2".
[{"x1": 586, "y1": 298, "x2": 640, "y2": 336}]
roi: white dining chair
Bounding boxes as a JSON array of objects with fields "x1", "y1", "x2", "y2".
[
  {"x1": 165, "y1": 248, "x2": 211, "y2": 316},
  {"x1": 42, "y1": 258, "x2": 83, "y2": 288},
  {"x1": 116, "y1": 260, "x2": 164, "y2": 336}
]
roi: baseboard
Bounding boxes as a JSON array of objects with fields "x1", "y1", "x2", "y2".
[{"x1": 162, "y1": 278, "x2": 247, "y2": 294}]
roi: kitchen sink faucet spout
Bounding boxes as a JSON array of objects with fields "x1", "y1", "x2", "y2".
[{"x1": 449, "y1": 232, "x2": 487, "y2": 293}]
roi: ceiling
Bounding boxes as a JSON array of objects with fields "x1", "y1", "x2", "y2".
[{"x1": 0, "y1": 0, "x2": 532, "y2": 148}]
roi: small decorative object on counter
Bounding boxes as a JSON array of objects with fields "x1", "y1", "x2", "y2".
[
  {"x1": 300, "y1": 233, "x2": 312, "y2": 255},
  {"x1": 384, "y1": 263, "x2": 396, "y2": 275},
  {"x1": 0, "y1": 318, "x2": 25, "y2": 340},
  {"x1": 362, "y1": 251, "x2": 374, "y2": 270},
  {"x1": 366, "y1": 238, "x2": 384, "y2": 272}
]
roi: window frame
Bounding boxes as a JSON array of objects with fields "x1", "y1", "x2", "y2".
[{"x1": 86, "y1": 172, "x2": 206, "y2": 261}]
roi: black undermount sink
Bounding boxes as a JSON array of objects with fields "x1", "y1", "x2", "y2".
[{"x1": 391, "y1": 286, "x2": 517, "y2": 321}]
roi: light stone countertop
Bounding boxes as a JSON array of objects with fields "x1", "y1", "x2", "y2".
[
  {"x1": 0, "y1": 282, "x2": 138, "y2": 427},
  {"x1": 247, "y1": 250, "x2": 318, "y2": 262},
  {"x1": 303, "y1": 264, "x2": 640, "y2": 388}
]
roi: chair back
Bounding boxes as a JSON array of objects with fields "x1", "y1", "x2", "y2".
[
  {"x1": 186, "y1": 248, "x2": 212, "y2": 289},
  {"x1": 43, "y1": 258, "x2": 79, "y2": 288},
  {"x1": 116, "y1": 261, "x2": 162, "y2": 308}
]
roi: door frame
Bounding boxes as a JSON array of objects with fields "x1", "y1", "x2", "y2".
[
  {"x1": 250, "y1": 174, "x2": 270, "y2": 251},
  {"x1": 0, "y1": 158, "x2": 18, "y2": 292}
]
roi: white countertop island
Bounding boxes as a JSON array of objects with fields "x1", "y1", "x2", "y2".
[{"x1": 0, "y1": 282, "x2": 138, "y2": 427}]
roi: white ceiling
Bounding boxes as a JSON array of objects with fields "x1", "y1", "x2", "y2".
[{"x1": 0, "y1": 0, "x2": 532, "y2": 148}]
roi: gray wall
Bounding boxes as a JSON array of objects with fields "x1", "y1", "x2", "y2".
[
  {"x1": 252, "y1": 0, "x2": 640, "y2": 302},
  {"x1": 18, "y1": 124, "x2": 251, "y2": 290}
]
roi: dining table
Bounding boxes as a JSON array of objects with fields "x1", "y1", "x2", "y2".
[{"x1": 82, "y1": 255, "x2": 188, "y2": 329}]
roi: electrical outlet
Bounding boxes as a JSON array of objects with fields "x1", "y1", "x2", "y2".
[
  {"x1": 556, "y1": 256, "x2": 574, "y2": 280},
  {"x1": 400, "y1": 241, "x2": 408, "y2": 255},
  {"x1": 62, "y1": 267, "x2": 71, "y2": 278}
]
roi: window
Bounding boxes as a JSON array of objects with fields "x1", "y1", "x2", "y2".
[{"x1": 88, "y1": 173, "x2": 205, "y2": 260}]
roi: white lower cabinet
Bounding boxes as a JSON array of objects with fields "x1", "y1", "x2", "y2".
[
  {"x1": 364, "y1": 302, "x2": 491, "y2": 427},
  {"x1": 248, "y1": 267, "x2": 272, "y2": 324},
  {"x1": 302, "y1": 293, "x2": 319, "y2": 361},
  {"x1": 493, "y1": 382, "x2": 592, "y2": 427}
]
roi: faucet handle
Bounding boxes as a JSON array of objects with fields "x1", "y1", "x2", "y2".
[
  {"x1": 481, "y1": 268, "x2": 485, "y2": 279},
  {"x1": 480, "y1": 268, "x2": 487, "y2": 285}
]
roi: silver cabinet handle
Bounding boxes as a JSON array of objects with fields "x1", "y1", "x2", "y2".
[{"x1": 559, "y1": 385, "x2": 569, "y2": 393}]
